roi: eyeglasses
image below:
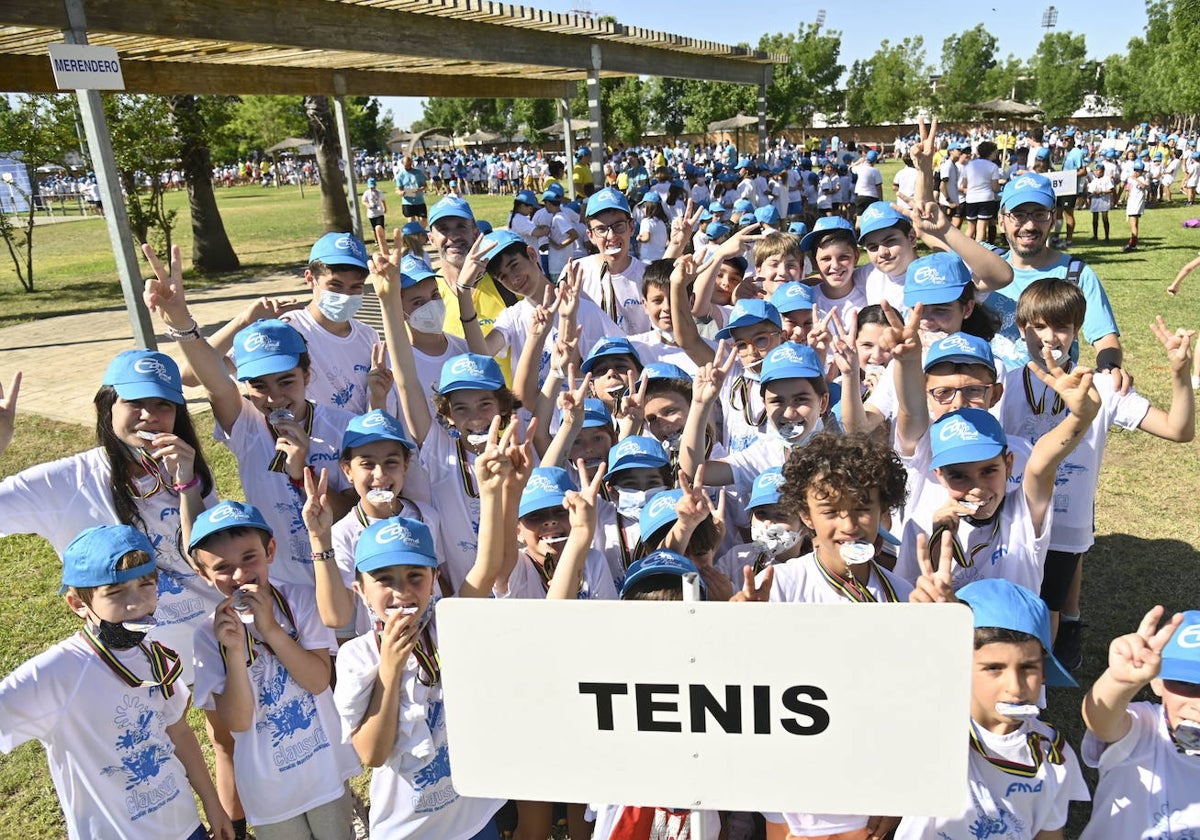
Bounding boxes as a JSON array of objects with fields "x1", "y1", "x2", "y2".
[
  {"x1": 732, "y1": 333, "x2": 780, "y2": 354},
  {"x1": 1004, "y1": 209, "x2": 1054, "y2": 224},
  {"x1": 927, "y1": 384, "x2": 993, "y2": 405},
  {"x1": 589, "y1": 220, "x2": 631, "y2": 237}
]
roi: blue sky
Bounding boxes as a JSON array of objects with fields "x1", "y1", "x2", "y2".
[{"x1": 378, "y1": 0, "x2": 1146, "y2": 129}]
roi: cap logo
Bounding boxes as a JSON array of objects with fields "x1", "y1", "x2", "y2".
[
  {"x1": 375, "y1": 522, "x2": 420, "y2": 547},
  {"x1": 938, "y1": 416, "x2": 982, "y2": 443},
  {"x1": 133, "y1": 356, "x2": 173, "y2": 383},
  {"x1": 334, "y1": 235, "x2": 365, "y2": 259},
  {"x1": 758, "y1": 472, "x2": 786, "y2": 491},
  {"x1": 1176, "y1": 625, "x2": 1200, "y2": 649},
  {"x1": 1012, "y1": 176, "x2": 1043, "y2": 192},
  {"x1": 612, "y1": 438, "x2": 648, "y2": 459},
  {"x1": 360, "y1": 412, "x2": 389, "y2": 428},
  {"x1": 448, "y1": 356, "x2": 486, "y2": 378},
  {"x1": 243, "y1": 332, "x2": 280, "y2": 353},
  {"x1": 645, "y1": 492, "x2": 676, "y2": 520},
  {"x1": 861, "y1": 206, "x2": 882, "y2": 222},
  {"x1": 912, "y1": 265, "x2": 946, "y2": 286},
  {"x1": 774, "y1": 345, "x2": 808, "y2": 365},
  {"x1": 785, "y1": 284, "x2": 808, "y2": 298},
  {"x1": 209, "y1": 504, "x2": 250, "y2": 523},
  {"x1": 526, "y1": 473, "x2": 561, "y2": 495},
  {"x1": 936, "y1": 334, "x2": 978, "y2": 354}
]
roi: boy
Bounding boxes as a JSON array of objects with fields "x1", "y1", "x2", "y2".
[
  {"x1": 362, "y1": 178, "x2": 387, "y2": 233},
  {"x1": 565, "y1": 187, "x2": 650, "y2": 334},
  {"x1": 1000, "y1": 279, "x2": 1195, "y2": 662},
  {"x1": 895, "y1": 578, "x2": 1089, "y2": 838},
  {"x1": 1080, "y1": 607, "x2": 1200, "y2": 837},
  {"x1": 0, "y1": 525, "x2": 231, "y2": 840},
  {"x1": 752, "y1": 231, "x2": 806, "y2": 296},
  {"x1": 626, "y1": 259, "x2": 699, "y2": 373},
  {"x1": 189, "y1": 501, "x2": 360, "y2": 839},
  {"x1": 800, "y1": 215, "x2": 869, "y2": 325}
]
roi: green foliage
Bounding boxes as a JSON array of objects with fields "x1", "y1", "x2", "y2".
[
  {"x1": 981, "y1": 55, "x2": 1035, "y2": 105},
  {"x1": 844, "y1": 37, "x2": 931, "y2": 124},
  {"x1": 758, "y1": 24, "x2": 844, "y2": 128},
  {"x1": 1030, "y1": 31, "x2": 1092, "y2": 121},
  {"x1": 1103, "y1": 2, "x2": 1170, "y2": 120},
  {"x1": 936, "y1": 25, "x2": 999, "y2": 119},
  {"x1": 210, "y1": 95, "x2": 308, "y2": 160},
  {"x1": 604, "y1": 77, "x2": 646, "y2": 145},
  {"x1": 347, "y1": 96, "x2": 393, "y2": 153},
  {"x1": 104, "y1": 94, "x2": 179, "y2": 254},
  {"x1": 646, "y1": 77, "x2": 688, "y2": 137}
]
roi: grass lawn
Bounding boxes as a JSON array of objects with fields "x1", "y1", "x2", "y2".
[{"x1": 1, "y1": 168, "x2": 1199, "y2": 836}]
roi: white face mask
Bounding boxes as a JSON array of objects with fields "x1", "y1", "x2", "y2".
[
  {"x1": 616, "y1": 485, "x2": 665, "y2": 519},
  {"x1": 317, "y1": 291, "x2": 364, "y2": 323},
  {"x1": 408, "y1": 298, "x2": 447, "y2": 334},
  {"x1": 751, "y1": 521, "x2": 800, "y2": 558}
]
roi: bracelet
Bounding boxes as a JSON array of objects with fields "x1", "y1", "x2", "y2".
[
  {"x1": 311, "y1": 549, "x2": 336, "y2": 562},
  {"x1": 172, "y1": 476, "x2": 200, "y2": 492},
  {"x1": 165, "y1": 319, "x2": 202, "y2": 342},
  {"x1": 460, "y1": 313, "x2": 478, "y2": 324}
]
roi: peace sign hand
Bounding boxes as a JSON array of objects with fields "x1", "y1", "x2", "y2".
[
  {"x1": 370, "y1": 226, "x2": 403, "y2": 299},
  {"x1": 557, "y1": 367, "x2": 592, "y2": 416},
  {"x1": 1106, "y1": 605, "x2": 1184, "y2": 687},
  {"x1": 908, "y1": 116, "x2": 939, "y2": 175},
  {"x1": 455, "y1": 233, "x2": 492, "y2": 294},
  {"x1": 909, "y1": 529, "x2": 958, "y2": 603},
  {"x1": 1150, "y1": 315, "x2": 1196, "y2": 375},
  {"x1": 367, "y1": 341, "x2": 395, "y2": 408},
  {"x1": 877, "y1": 299, "x2": 923, "y2": 361},
  {"x1": 1028, "y1": 349, "x2": 1101, "y2": 423},
  {"x1": 674, "y1": 466, "x2": 715, "y2": 532},
  {"x1": 693, "y1": 340, "x2": 737, "y2": 405},
  {"x1": 731, "y1": 564, "x2": 774, "y2": 603},
  {"x1": 301, "y1": 466, "x2": 333, "y2": 535},
  {"x1": 141, "y1": 243, "x2": 191, "y2": 323},
  {"x1": 563, "y1": 457, "x2": 606, "y2": 530}
]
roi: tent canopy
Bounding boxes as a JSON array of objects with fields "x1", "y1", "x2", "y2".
[
  {"x1": 266, "y1": 137, "x2": 315, "y2": 154},
  {"x1": 967, "y1": 98, "x2": 1042, "y2": 117},
  {"x1": 707, "y1": 112, "x2": 763, "y2": 132}
]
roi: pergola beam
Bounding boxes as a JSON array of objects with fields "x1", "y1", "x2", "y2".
[
  {"x1": 5, "y1": 54, "x2": 579, "y2": 99},
  {"x1": 5, "y1": 0, "x2": 772, "y2": 85}
]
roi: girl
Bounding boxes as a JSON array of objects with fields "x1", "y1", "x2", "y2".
[
  {"x1": 636, "y1": 193, "x2": 670, "y2": 261},
  {"x1": 400, "y1": 220, "x2": 428, "y2": 258},
  {"x1": 1088, "y1": 161, "x2": 1114, "y2": 242},
  {"x1": 507, "y1": 189, "x2": 549, "y2": 250},
  {"x1": 1123, "y1": 160, "x2": 1148, "y2": 252}
]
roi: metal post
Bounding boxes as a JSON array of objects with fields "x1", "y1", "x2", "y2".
[
  {"x1": 757, "y1": 67, "x2": 771, "y2": 157},
  {"x1": 587, "y1": 45, "x2": 605, "y2": 188},
  {"x1": 62, "y1": 0, "x2": 156, "y2": 350},
  {"x1": 680, "y1": 572, "x2": 710, "y2": 840},
  {"x1": 332, "y1": 77, "x2": 361, "y2": 238},
  {"x1": 560, "y1": 98, "x2": 576, "y2": 200}
]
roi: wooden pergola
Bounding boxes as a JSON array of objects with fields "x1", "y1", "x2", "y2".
[{"x1": 1, "y1": 0, "x2": 784, "y2": 347}]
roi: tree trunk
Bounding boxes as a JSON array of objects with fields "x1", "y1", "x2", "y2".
[
  {"x1": 170, "y1": 95, "x2": 240, "y2": 273},
  {"x1": 304, "y1": 95, "x2": 352, "y2": 232}
]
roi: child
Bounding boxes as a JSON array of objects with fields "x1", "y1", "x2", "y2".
[
  {"x1": 636, "y1": 192, "x2": 670, "y2": 261},
  {"x1": 769, "y1": 281, "x2": 816, "y2": 343},
  {"x1": 753, "y1": 231, "x2": 806, "y2": 296},
  {"x1": 597, "y1": 435, "x2": 673, "y2": 590},
  {"x1": 894, "y1": 578, "x2": 1089, "y2": 838},
  {"x1": 570, "y1": 187, "x2": 650, "y2": 334},
  {"x1": 800, "y1": 216, "x2": 869, "y2": 325},
  {"x1": 189, "y1": 501, "x2": 360, "y2": 839},
  {"x1": 362, "y1": 178, "x2": 388, "y2": 233},
  {"x1": 400, "y1": 220, "x2": 428, "y2": 257},
  {"x1": 715, "y1": 467, "x2": 807, "y2": 586},
  {"x1": 1087, "y1": 161, "x2": 1113, "y2": 242},
  {"x1": 0, "y1": 525, "x2": 232, "y2": 840},
  {"x1": 1166, "y1": 252, "x2": 1200, "y2": 390},
  {"x1": 1079, "y1": 607, "x2": 1200, "y2": 837},
  {"x1": 1123, "y1": 160, "x2": 1148, "y2": 252},
  {"x1": 581, "y1": 336, "x2": 645, "y2": 415},
  {"x1": 626, "y1": 259, "x2": 699, "y2": 373}
]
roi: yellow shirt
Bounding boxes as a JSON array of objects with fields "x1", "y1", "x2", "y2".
[{"x1": 437, "y1": 274, "x2": 514, "y2": 385}]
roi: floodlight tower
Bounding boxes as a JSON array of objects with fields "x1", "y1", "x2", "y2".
[
  {"x1": 815, "y1": 9, "x2": 827, "y2": 28},
  {"x1": 1041, "y1": 5, "x2": 1058, "y2": 31}
]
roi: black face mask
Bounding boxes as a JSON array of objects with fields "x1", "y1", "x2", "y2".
[{"x1": 92, "y1": 619, "x2": 148, "y2": 650}]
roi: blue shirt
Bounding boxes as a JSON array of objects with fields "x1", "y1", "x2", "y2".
[
  {"x1": 1063, "y1": 148, "x2": 1085, "y2": 174},
  {"x1": 394, "y1": 169, "x2": 426, "y2": 207}
]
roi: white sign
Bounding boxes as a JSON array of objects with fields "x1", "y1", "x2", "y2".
[
  {"x1": 1048, "y1": 170, "x2": 1078, "y2": 197},
  {"x1": 438, "y1": 600, "x2": 972, "y2": 816},
  {"x1": 48, "y1": 44, "x2": 125, "y2": 91}
]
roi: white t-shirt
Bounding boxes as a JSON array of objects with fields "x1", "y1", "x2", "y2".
[
  {"x1": 1081, "y1": 702, "x2": 1200, "y2": 839},
  {"x1": 760, "y1": 551, "x2": 914, "y2": 604},
  {"x1": 192, "y1": 581, "x2": 359, "y2": 827},
  {"x1": 0, "y1": 634, "x2": 200, "y2": 840},
  {"x1": 997, "y1": 367, "x2": 1149, "y2": 553},
  {"x1": 939, "y1": 159, "x2": 961, "y2": 205},
  {"x1": 626, "y1": 330, "x2": 702, "y2": 375},
  {"x1": 498, "y1": 549, "x2": 618, "y2": 600},
  {"x1": 565, "y1": 254, "x2": 651, "y2": 335},
  {"x1": 333, "y1": 628, "x2": 504, "y2": 839},
  {"x1": 815, "y1": 264, "x2": 871, "y2": 327},
  {"x1": 853, "y1": 164, "x2": 883, "y2": 198},
  {"x1": 893, "y1": 166, "x2": 919, "y2": 209},
  {"x1": 638, "y1": 217, "x2": 669, "y2": 262},
  {"x1": 895, "y1": 720, "x2": 1088, "y2": 839},
  {"x1": 492, "y1": 296, "x2": 619, "y2": 391},
  {"x1": 214, "y1": 400, "x2": 354, "y2": 587},
  {"x1": 0, "y1": 447, "x2": 223, "y2": 678},
  {"x1": 961, "y1": 158, "x2": 1002, "y2": 202},
  {"x1": 546, "y1": 213, "x2": 577, "y2": 278},
  {"x1": 595, "y1": 500, "x2": 642, "y2": 594},
  {"x1": 718, "y1": 359, "x2": 768, "y2": 454},
  {"x1": 507, "y1": 212, "x2": 539, "y2": 249},
  {"x1": 282, "y1": 307, "x2": 384, "y2": 416},
  {"x1": 863, "y1": 265, "x2": 906, "y2": 310}
]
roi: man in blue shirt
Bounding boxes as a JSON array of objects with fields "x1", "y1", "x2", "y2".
[
  {"x1": 393, "y1": 154, "x2": 428, "y2": 224},
  {"x1": 1056, "y1": 131, "x2": 1087, "y2": 247}
]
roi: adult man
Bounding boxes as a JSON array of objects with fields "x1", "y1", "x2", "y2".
[
  {"x1": 393, "y1": 154, "x2": 428, "y2": 224},
  {"x1": 1056, "y1": 132, "x2": 1086, "y2": 248},
  {"x1": 572, "y1": 147, "x2": 594, "y2": 197}
]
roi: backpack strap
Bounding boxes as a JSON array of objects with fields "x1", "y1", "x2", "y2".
[{"x1": 1065, "y1": 258, "x2": 1085, "y2": 285}]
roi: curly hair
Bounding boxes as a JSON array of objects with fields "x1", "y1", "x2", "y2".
[{"x1": 779, "y1": 432, "x2": 908, "y2": 527}]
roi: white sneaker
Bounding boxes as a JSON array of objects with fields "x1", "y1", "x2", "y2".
[{"x1": 1191, "y1": 375, "x2": 1200, "y2": 390}]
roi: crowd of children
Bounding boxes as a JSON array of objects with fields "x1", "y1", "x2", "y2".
[{"x1": 1, "y1": 123, "x2": 1199, "y2": 840}]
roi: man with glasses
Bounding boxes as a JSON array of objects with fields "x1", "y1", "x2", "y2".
[
  {"x1": 565, "y1": 187, "x2": 651, "y2": 335},
  {"x1": 988, "y1": 173, "x2": 1128, "y2": 389}
]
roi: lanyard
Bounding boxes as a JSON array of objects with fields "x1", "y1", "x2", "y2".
[
  {"x1": 129, "y1": 448, "x2": 168, "y2": 499},
  {"x1": 268, "y1": 401, "x2": 315, "y2": 473},
  {"x1": 615, "y1": 515, "x2": 636, "y2": 570},
  {"x1": 454, "y1": 438, "x2": 479, "y2": 499},
  {"x1": 813, "y1": 552, "x2": 898, "y2": 603},
  {"x1": 968, "y1": 723, "x2": 1065, "y2": 778},
  {"x1": 930, "y1": 501, "x2": 1005, "y2": 570},
  {"x1": 730, "y1": 376, "x2": 767, "y2": 427},
  {"x1": 600, "y1": 262, "x2": 619, "y2": 322},
  {"x1": 219, "y1": 586, "x2": 298, "y2": 670},
  {"x1": 1022, "y1": 365, "x2": 1066, "y2": 416},
  {"x1": 81, "y1": 626, "x2": 182, "y2": 700},
  {"x1": 375, "y1": 622, "x2": 441, "y2": 687}
]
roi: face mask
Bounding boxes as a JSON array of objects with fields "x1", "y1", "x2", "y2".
[
  {"x1": 768, "y1": 415, "x2": 823, "y2": 448},
  {"x1": 1174, "y1": 720, "x2": 1200, "y2": 754},
  {"x1": 408, "y1": 298, "x2": 447, "y2": 334},
  {"x1": 381, "y1": 603, "x2": 434, "y2": 633},
  {"x1": 654, "y1": 326, "x2": 676, "y2": 345},
  {"x1": 751, "y1": 521, "x2": 800, "y2": 558},
  {"x1": 616, "y1": 486, "x2": 665, "y2": 519},
  {"x1": 317, "y1": 291, "x2": 364, "y2": 323},
  {"x1": 92, "y1": 617, "x2": 151, "y2": 650}
]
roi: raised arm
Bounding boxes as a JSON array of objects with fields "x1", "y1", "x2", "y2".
[
  {"x1": 679, "y1": 343, "x2": 736, "y2": 487},
  {"x1": 0, "y1": 371, "x2": 21, "y2": 459},
  {"x1": 879, "y1": 301, "x2": 928, "y2": 455},
  {"x1": 1133, "y1": 318, "x2": 1195, "y2": 442},
  {"x1": 547, "y1": 460, "x2": 605, "y2": 600}
]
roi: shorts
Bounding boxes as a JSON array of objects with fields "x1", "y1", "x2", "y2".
[
  {"x1": 402, "y1": 202, "x2": 427, "y2": 218},
  {"x1": 943, "y1": 201, "x2": 965, "y2": 219},
  {"x1": 253, "y1": 787, "x2": 353, "y2": 840},
  {"x1": 1055, "y1": 193, "x2": 1078, "y2": 211},
  {"x1": 367, "y1": 215, "x2": 385, "y2": 231},
  {"x1": 964, "y1": 200, "x2": 999, "y2": 221},
  {"x1": 1039, "y1": 550, "x2": 1082, "y2": 611},
  {"x1": 854, "y1": 195, "x2": 877, "y2": 214}
]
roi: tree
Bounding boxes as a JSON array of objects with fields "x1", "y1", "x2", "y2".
[
  {"x1": 843, "y1": 37, "x2": 931, "y2": 124},
  {"x1": 0, "y1": 95, "x2": 77, "y2": 292},
  {"x1": 604, "y1": 77, "x2": 647, "y2": 146},
  {"x1": 1030, "y1": 31, "x2": 1090, "y2": 121},
  {"x1": 347, "y1": 96, "x2": 392, "y2": 153},
  {"x1": 678, "y1": 79, "x2": 755, "y2": 135},
  {"x1": 511, "y1": 97, "x2": 556, "y2": 145},
  {"x1": 758, "y1": 24, "x2": 844, "y2": 129},
  {"x1": 982, "y1": 55, "x2": 1034, "y2": 104},
  {"x1": 936, "y1": 25, "x2": 998, "y2": 118},
  {"x1": 216, "y1": 95, "x2": 308, "y2": 160},
  {"x1": 646, "y1": 77, "x2": 688, "y2": 138},
  {"x1": 106, "y1": 95, "x2": 178, "y2": 255},
  {"x1": 304, "y1": 95, "x2": 352, "y2": 233},
  {"x1": 170, "y1": 95, "x2": 240, "y2": 273}
]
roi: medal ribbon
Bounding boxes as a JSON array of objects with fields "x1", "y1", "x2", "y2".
[
  {"x1": 968, "y1": 725, "x2": 1065, "y2": 778},
  {"x1": 1022, "y1": 366, "x2": 1065, "y2": 416},
  {"x1": 616, "y1": 516, "x2": 635, "y2": 570},
  {"x1": 930, "y1": 502, "x2": 1004, "y2": 569},
  {"x1": 814, "y1": 553, "x2": 898, "y2": 603},
  {"x1": 129, "y1": 448, "x2": 168, "y2": 499},
  {"x1": 752, "y1": 551, "x2": 771, "y2": 575},
  {"x1": 730, "y1": 376, "x2": 767, "y2": 427},
  {"x1": 81, "y1": 626, "x2": 182, "y2": 700},
  {"x1": 219, "y1": 586, "x2": 299, "y2": 671},
  {"x1": 455, "y1": 438, "x2": 479, "y2": 499},
  {"x1": 268, "y1": 401, "x2": 315, "y2": 473},
  {"x1": 600, "y1": 262, "x2": 619, "y2": 322}
]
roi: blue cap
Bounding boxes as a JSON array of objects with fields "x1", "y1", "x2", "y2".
[
  {"x1": 515, "y1": 189, "x2": 540, "y2": 206},
  {"x1": 641, "y1": 362, "x2": 691, "y2": 383},
  {"x1": 747, "y1": 467, "x2": 785, "y2": 510},
  {"x1": 904, "y1": 252, "x2": 972, "y2": 307},
  {"x1": 428, "y1": 196, "x2": 475, "y2": 226},
  {"x1": 401, "y1": 221, "x2": 427, "y2": 236},
  {"x1": 102, "y1": 350, "x2": 185, "y2": 405},
  {"x1": 639, "y1": 488, "x2": 684, "y2": 545},
  {"x1": 232, "y1": 319, "x2": 308, "y2": 381},
  {"x1": 581, "y1": 336, "x2": 642, "y2": 374},
  {"x1": 1160, "y1": 611, "x2": 1200, "y2": 684},
  {"x1": 476, "y1": 220, "x2": 494, "y2": 235},
  {"x1": 189, "y1": 501, "x2": 272, "y2": 551},
  {"x1": 858, "y1": 201, "x2": 907, "y2": 239},
  {"x1": 640, "y1": 192, "x2": 662, "y2": 204},
  {"x1": 754, "y1": 205, "x2": 781, "y2": 226},
  {"x1": 479, "y1": 229, "x2": 528, "y2": 265},
  {"x1": 787, "y1": 222, "x2": 809, "y2": 236},
  {"x1": 309, "y1": 232, "x2": 369, "y2": 271},
  {"x1": 735, "y1": 157, "x2": 753, "y2": 170},
  {"x1": 800, "y1": 215, "x2": 856, "y2": 251},
  {"x1": 61, "y1": 525, "x2": 156, "y2": 594},
  {"x1": 956, "y1": 578, "x2": 1076, "y2": 688},
  {"x1": 607, "y1": 435, "x2": 670, "y2": 474},
  {"x1": 519, "y1": 467, "x2": 577, "y2": 519},
  {"x1": 573, "y1": 397, "x2": 613, "y2": 429},
  {"x1": 576, "y1": 146, "x2": 592, "y2": 159},
  {"x1": 586, "y1": 187, "x2": 631, "y2": 218},
  {"x1": 759, "y1": 342, "x2": 823, "y2": 389},
  {"x1": 715, "y1": 299, "x2": 783, "y2": 340},
  {"x1": 705, "y1": 221, "x2": 732, "y2": 240},
  {"x1": 545, "y1": 182, "x2": 565, "y2": 197},
  {"x1": 733, "y1": 199, "x2": 755, "y2": 214},
  {"x1": 438, "y1": 353, "x2": 504, "y2": 394},
  {"x1": 923, "y1": 332, "x2": 996, "y2": 373},
  {"x1": 1001, "y1": 172, "x2": 1055, "y2": 210},
  {"x1": 621, "y1": 549, "x2": 703, "y2": 598},
  {"x1": 866, "y1": 150, "x2": 879, "y2": 162},
  {"x1": 400, "y1": 254, "x2": 438, "y2": 288},
  {"x1": 1133, "y1": 161, "x2": 1145, "y2": 171},
  {"x1": 541, "y1": 189, "x2": 562, "y2": 204},
  {"x1": 367, "y1": 178, "x2": 377, "y2": 187},
  {"x1": 341, "y1": 410, "x2": 415, "y2": 453},
  {"x1": 707, "y1": 200, "x2": 724, "y2": 213},
  {"x1": 769, "y1": 281, "x2": 815, "y2": 313},
  {"x1": 356, "y1": 516, "x2": 438, "y2": 572},
  {"x1": 738, "y1": 214, "x2": 756, "y2": 228},
  {"x1": 929, "y1": 408, "x2": 1007, "y2": 470}
]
